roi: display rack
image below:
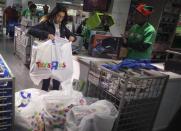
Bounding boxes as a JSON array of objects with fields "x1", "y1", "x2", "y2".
[
  {"x1": 165, "y1": 50, "x2": 181, "y2": 74},
  {"x1": 14, "y1": 27, "x2": 33, "y2": 65},
  {"x1": 125, "y1": 0, "x2": 181, "y2": 61},
  {"x1": 156, "y1": 0, "x2": 181, "y2": 44},
  {"x1": 14, "y1": 17, "x2": 37, "y2": 66},
  {"x1": 0, "y1": 0, "x2": 5, "y2": 35},
  {"x1": 171, "y1": 14, "x2": 181, "y2": 49},
  {"x1": 86, "y1": 61, "x2": 169, "y2": 131},
  {"x1": 153, "y1": 0, "x2": 181, "y2": 60},
  {"x1": 0, "y1": 54, "x2": 15, "y2": 131}
]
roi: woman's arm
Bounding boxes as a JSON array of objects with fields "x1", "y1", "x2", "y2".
[
  {"x1": 63, "y1": 25, "x2": 77, "y2": 42},
  {"x1": 28, "y1": 22, "x2": 50, "y2": 40}
]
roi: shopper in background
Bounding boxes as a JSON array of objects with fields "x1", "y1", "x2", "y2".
[
  {"x1": 43, "y1": 4, "x2": 49, "y2": 15},
  {"x1": 28, "y1": 4, "x2": 76, "y2": 91},
  {"x1": 22, "y1": 1, "x2": 33, "y2": 17},
  {"x1": 123, "y1": 4, "x2": 156, "y2": 59},
  {"x1": 3, "y1": 6, "x2": 19, "y2": 36},
  {"x1": 3, "y1": 6, "x2": 11, "y2": 35},
  {"x1": 24, "y1": 3, "x2": 37, "y2": 19},
  {"x1": 38, "y1": 4, "x2": 49, "y2": 20}
]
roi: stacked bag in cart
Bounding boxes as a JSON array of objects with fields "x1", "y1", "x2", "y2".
[
  {"x1": 30, "y1": 37, "x2": 73, "y2": 85},
  {"x1": 15, "y1": 88, "x2": 118, "y2": 131}
]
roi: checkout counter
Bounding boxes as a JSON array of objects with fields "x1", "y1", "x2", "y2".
[{"x1": 72, "y1": 55, "x2": 181, "y2": 131}]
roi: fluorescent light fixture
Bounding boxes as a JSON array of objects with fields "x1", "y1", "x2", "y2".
[{"x1": 62, "y1": 1, "x2": 73, "y2": 4}]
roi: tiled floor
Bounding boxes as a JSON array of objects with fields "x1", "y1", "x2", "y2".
[{"x1": 0, "y1": 36, "x2": 37, "y2": 91}]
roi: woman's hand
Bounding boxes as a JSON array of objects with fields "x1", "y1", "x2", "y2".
[
  {"x1": 68, "y1": 36, "x2": 75, "y2": 42},
  {"x1": 124, "y1": 31, "x2": 129, "y2": 38},
  {"x1": 123, "y1": 37, "x2": 127, "y2": 44},
  {"x1": 48, "y1": 34, "x2": 55, "y2": 40}
]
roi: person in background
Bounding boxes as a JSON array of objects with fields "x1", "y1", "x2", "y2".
[
  {"x1": 3, "y1": 6, "x2": 11, "y2": 35},
  {"x1": 43, "y1": 4, "x2": 49, "y2": 15},
  {"x1": 123, "y1": 4, "x2": 156, "y2": 59},
  {"x1": 24, "y1": 3, "x2": 37, "y2": 19},
  {"x1": 22, "y1": 1, "x2": 33, "y2": 17},
  {"x1": 28, "y1": 4, "x2": 76, "y2": 91},
  {"x1": 3, "y1": 6, "x2": 19, "y2": 36},
  {"x1": 38, "y1": 4, "x2": 49, "y2": 21},
  {"x1": 76, "y1": 18, "x2": 87, "y2": 35}
]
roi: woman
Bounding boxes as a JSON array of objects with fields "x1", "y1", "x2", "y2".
[{"x1": 28, "y1": 4, "x2": 76, "y2": 91}]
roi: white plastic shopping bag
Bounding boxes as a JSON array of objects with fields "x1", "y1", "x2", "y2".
[
  {"x1": 41, "y1": 90, "x2": 86, "y2": 131},
  {"x1": 15, "y1": 88, "x2": 118, "y2": 131},
  {"x1": 66, "y1": 100, "x2": 118, "y2": 131},
  {"x1": 15, "y1": 88, "x2": 84, "y2": 131},
  {"x1": 30, "y1": 37, "x2": 73, "y2": 85},
  {"x1": 15, "y1": 88, "x2": 47, "y2": 131}
]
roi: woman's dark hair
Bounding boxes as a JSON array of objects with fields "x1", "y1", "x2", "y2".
[{"x1": 47, "y1": 4, "x2": 68, "y2": 25}]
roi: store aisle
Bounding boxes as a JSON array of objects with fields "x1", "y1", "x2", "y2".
[{"x1": 0, "y1": 36, "x2": 36, "y2": 91}]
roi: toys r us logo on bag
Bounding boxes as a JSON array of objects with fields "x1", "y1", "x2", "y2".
[
  {"x1": 36, "y1": 61, "x2": 66, "y2": 70},
  {"x1": 30, "y1": 37, "x2": 73, "y2": 85}
]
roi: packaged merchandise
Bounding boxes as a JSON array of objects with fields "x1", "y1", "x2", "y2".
[
  {"x1": 0, "y1": 65, "x2": 5, "y2": 77},
  {"x1": 0, "y1": 59, "x2": 9, "y2": 78},
  {"x1": 0, "y1": 58, "x2": 9, "y2": 86}
]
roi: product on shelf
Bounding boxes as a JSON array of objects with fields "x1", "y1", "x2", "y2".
[
  {"x1": 0, "y1": 54, "x2": 14, "y2": 131},
  {"x1": 0, "y1": 59, "x2": 9, "y2": 78},
  {"x1": 88, "y1": 61, "x2": 168, "y2": 102},
  {"x1": 0, "y1": 65, "x2": 4, "y2": 73}
]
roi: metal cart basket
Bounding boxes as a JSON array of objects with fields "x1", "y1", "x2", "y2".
[
  {"x1": 86, "y1": 61, "x2": 169, "y2": 131},
  {"x1": 0, "y1": 55, "x2": 15, "y2": 131}
]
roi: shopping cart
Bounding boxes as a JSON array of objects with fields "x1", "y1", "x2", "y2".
[{"x1": 86, "y1": 61, "x2": 169, "y2": 131}]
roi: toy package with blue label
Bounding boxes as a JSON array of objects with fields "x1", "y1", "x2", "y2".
[
  {"x1": 0, "y1": 58, "x2": 10, "y2": 86},
  {"x1": 0, "y1": 58, "x2": 9, "y2": 77}
]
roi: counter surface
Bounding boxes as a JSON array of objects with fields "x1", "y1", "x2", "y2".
[{"x1": 73, "y1": 56, "x2": 181, "y2": 80}]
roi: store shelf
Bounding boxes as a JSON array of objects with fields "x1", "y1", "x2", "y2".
[
  {"x1": 157, "y1": 32, "x2": 170, "y2": 35},
  {"x1": 160, "y1": 22, "x2": 175, "y2": 25},
  {"x1": 163, "y1": 11, "x2": 179, "y2": 17},
  {"x1": 0, "y1": 3, "x2": 4, "y2": 35},
  {"x1": 155, "y1": 41, "x2": 170, "y2": 44},
  {"x1": 0, "y1": 54, "x2": 15, "y2": 131},
  {"x1": 155, "y1": 0, "x2": 181, "y2": 52}
]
